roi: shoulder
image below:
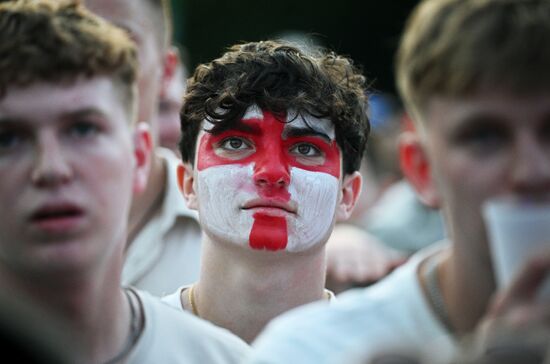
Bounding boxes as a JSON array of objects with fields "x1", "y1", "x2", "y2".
[
  {"x1": 249, "y1": 249, "x2": 447, "y2": 364},
  {"x1": 131, "y1": 290, "x2": 250, "y2": 364}
]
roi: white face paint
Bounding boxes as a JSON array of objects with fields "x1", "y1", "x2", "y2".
[
  {"x1": 196, "y1": 164, "x2": 339, "y2": 252},
  {"x1": 195, "y1": 104, "x2": 342, "y2": 252}
]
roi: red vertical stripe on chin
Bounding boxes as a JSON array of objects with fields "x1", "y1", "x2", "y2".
[{"x1": 249, "y1": 213, "x2": 288, "y2": 251}]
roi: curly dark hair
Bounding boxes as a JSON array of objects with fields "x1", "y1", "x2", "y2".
[{"x1": 179, "y1": 40, "x2": 370, "y2": 175}]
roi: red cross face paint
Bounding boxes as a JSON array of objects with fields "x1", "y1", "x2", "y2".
[{"x1": 195, "y1": 105, "x2": 341, "y2": 252}]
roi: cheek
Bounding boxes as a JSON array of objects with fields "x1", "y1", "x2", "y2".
[
  {"x1": 284, "y1": 138, "x2": 341, "y2": 179},
  {"x1": 80, "y1": 141, "x2": 135, "y2": 204},
  {"x1": 196, "y1": 164, "x2": 256, "y2": 239},
  {"x1": 437, "y1": 151, "x2": 505, "y2": 205},
  {"x1": 286, "y1": 168, "x2": 340, "y2": 252}
]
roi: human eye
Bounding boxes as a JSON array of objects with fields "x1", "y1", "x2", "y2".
[
  {"x1": 219, "y1": 137, "x2": 251, "y2": 151},
  {"x1": 67, "y1": 120, "x2": 101, "y2": 139},
  {"x1": 451, "y1": 121, "x2": 508, "y2": 155},
  {"x1": 0, "y1": 128, "x2": 25, "y2": 151},
  {"x1": 290, "y1": 142, "x2": 322, "y2": 157}
]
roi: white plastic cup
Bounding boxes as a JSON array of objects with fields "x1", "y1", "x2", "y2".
[{"x1": 482, "y1": 196, "x2": 550, "y2": 299}]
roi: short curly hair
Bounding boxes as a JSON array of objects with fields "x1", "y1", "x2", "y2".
[
  {"x1": 180, "y1": 40, "x2": 370, "y2": 175},
  {"x1": 0, "y1": 0, "x2": 137, "y2": 116}
]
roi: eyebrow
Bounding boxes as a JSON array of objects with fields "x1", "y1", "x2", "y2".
[
  {"x1": 59, "y1": 108, "x2": 107, "y2": 122},
  {"x1": 0, "y1": 108, "x2": 107, "y2": 126},
  {"x1": 0, "y1": 116, "x2": 25, "y2": 125},
  {"x1": 283, "y1": 126, "x2": 332, "y2": 143},
  {"x1": 208, "y1": 119, "x2": 263, "y2": 135}
]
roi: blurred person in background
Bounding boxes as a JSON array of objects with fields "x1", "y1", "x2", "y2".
[
  {"x1": 158, "y1": 45, "x2": 189, "y2": 155},
  {"x1": 84, "y1": 0, "x2": 203, "y2": 296}
]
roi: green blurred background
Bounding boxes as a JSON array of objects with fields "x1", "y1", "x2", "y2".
[{"x1": 170, "y1": 0, "x2": 419, "y2": 95}]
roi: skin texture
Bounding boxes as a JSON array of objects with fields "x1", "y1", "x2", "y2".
[
  {"x1": 158, "y1": 47, "x2": 186, "y2": 153},
  {"x1": 84, "y1": 0, "x2": 164, "y2": 142},
  {"x1": 191, "y1": 105, "x2": 342, "y2": 252},
  {"x1": 0, "y1": 76, "x2": 151, "y2": 363},
  {"x1": 418, "y1": 90, "x2": 550, "y2": 261},
  {"x1": 402, "y1": 88, "x2": 550, "y2": 333},
  {"x1": 84, "y1": 0, "x2": 177, "y2": 249},
  {"x1": 0, "y1": 77, "x2": 145, "y2": 276}
]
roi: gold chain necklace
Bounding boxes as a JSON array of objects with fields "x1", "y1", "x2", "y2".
[
  {"x1": 188, "y1": 284, "x2": 199, "y2": 317},
  {"x1": 187, "y1": 284, "x2": 332, "y2": 318}
]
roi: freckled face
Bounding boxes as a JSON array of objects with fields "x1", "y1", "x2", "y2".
[{"x1": 195, "y1": 105, "x2": 341, "y2": 252}]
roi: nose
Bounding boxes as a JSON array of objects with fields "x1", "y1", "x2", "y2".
[
  {"x1": 511, "y1": 133, "x2": 550, "y2": 194},
  {"x1": 253, "y1": 149, "x2": 290, "y2": 189},
  {"x1": 31, "y1": 133, "x2": 73, "y2": 187}
]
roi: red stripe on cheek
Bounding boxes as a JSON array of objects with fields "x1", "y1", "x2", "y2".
[{"x1": 249, "y1": 213, "x2": 288, "y2": 251}]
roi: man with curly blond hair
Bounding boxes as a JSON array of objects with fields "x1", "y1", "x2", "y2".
[
  {"x1": 161, "y1": 40, "x2": 370, "y2": 343},
  {"x1": 0, "y1": 1, "x2": 248, "y2": 362}
]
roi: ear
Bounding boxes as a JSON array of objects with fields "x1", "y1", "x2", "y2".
[
  {"x1": 336, "y1": 171, "x2": 362, "y2": 222},
  {"x1": 177, "y1": 162, "x2": 198, "y2": 210},
  {"x1": 399, "y1": 130, "x2": 440, "y2": 208},
  {"x1": 160, "y1": 46, "x2": 179, "y2": 99},
  {"x1": 132, "y1": 122, "x2": 153, "y2": 194}
]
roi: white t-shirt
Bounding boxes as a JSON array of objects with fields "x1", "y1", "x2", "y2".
[
  {"x1": 127, "y1": 289, "x2": 250, "y2": 363},
  {"x1": 162, "y1": 284, "x2": 191, "y2": 311},
  {"x1": 122, "y1": 148, "x2": 202, "y2": 296},
  {"x1": 248, "y1": 243, "x2": 457, "y2": 364}
]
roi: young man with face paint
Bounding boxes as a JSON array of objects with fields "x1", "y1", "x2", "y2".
[
  {"x1": 83, "y1": 0, "x2": 203, "y2": 296},
  {"x1": 248, "y1": 0, "x2": 550, "y2": 363},
  {"x1": 0, "y1": 1, "x2": 249, "y2": 363},
  {"x1": 162, "y1": 40, "x2": 369, "y2": 343}
]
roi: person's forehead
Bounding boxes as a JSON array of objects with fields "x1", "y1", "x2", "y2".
[
  {"x1": 218, "y1": 104, "x2": 336, "y2": 139},
  {"x1": 0, "y1": 77, "x2": 129, "y2": 125},
  {"x1": 426, "y1": 90, "x2": 550, "y2": 128},
  {"x1": 84, "y1": 0, "x2": 154, "y2": 38}
]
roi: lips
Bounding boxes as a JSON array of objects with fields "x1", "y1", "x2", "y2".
[
  {"x1": 241, "y1": 198, "x2": 296, "y2": 214},
  {"x1": 29, "y1": 202, "x2": 85, "y2": 233}
]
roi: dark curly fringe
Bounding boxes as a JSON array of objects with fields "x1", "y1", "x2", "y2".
[{"x1": 180, "y1": 40, "x2": 370, "y2": 175}]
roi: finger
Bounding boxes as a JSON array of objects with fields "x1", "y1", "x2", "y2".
[{"x1": 496, "y1": 254, "x2": 550, "y2": 312}]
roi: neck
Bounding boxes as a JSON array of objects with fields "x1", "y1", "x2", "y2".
[
  {"x1": 434, "y1": 243, "x2": 496, "y2": 335},
  {"x1": 192, "y1": 237, "x2": 328, "y2": 343},
  {"x1": 128, "y1": 152, "x2": 166, "y2": 244},
  {"x1": 0, "y1": 251, "x2": 132, "y2": 364}
]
